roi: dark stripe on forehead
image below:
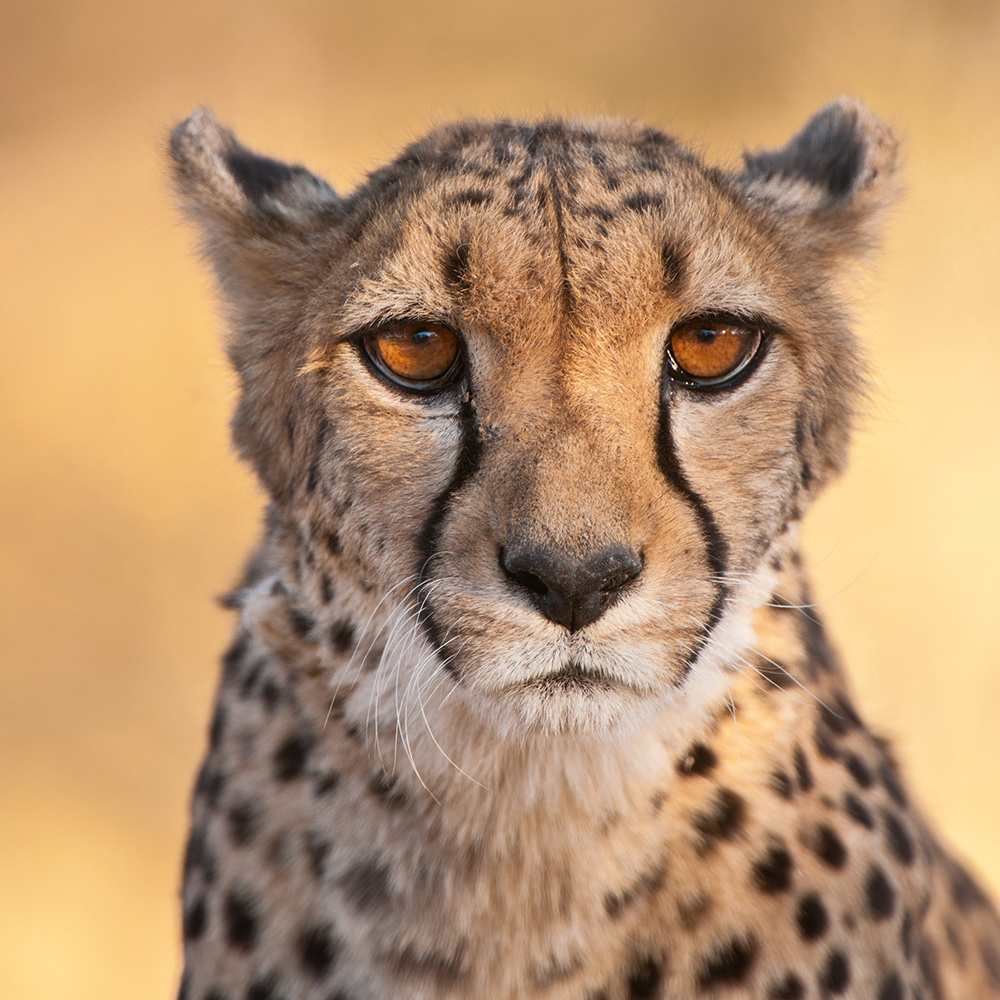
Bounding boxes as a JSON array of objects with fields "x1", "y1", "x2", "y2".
[
  {"x1": 656, "y1": 390, "x2": 729, "y2": 679},
  {"x1": 442, "y1": 242, "x2": 472, "y2": 296},
  {"x1": 661, "y1": 241, "x2": 689, "y2": 296},
  {"x1": 416, "y1": 395, "x2": 482, "y2": 677}
]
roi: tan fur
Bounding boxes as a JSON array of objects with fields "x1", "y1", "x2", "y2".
[{"x1": 171, "y1": 101, "x2": 1000, "y2": 999}]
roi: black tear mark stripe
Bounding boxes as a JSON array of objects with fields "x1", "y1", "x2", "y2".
[
  {"x1": 656, "y1": 392, "x2": 730, "y2": 679},
  {"x1": 416, "y1": 395, "x2": 483, "y2": 677}
]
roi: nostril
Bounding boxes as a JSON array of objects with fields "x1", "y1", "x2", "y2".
[{"x1": 503, "y1": 565, "x2": 550, "y2": 598}]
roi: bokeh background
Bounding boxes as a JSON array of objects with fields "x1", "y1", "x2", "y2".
[{"x1": 2, "y1": 1, "x2": 999, "y2": 997}]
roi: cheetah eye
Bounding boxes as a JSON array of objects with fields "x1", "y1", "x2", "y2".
[
  {"x1": 666, "y1": 319, "x2": 763, "y2": 387},
  {"x1": 363, "y1": 323, "x2": 463, "y2": 391}
]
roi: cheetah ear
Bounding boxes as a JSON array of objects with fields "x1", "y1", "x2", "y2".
[
  {"x1": 737, "y1": 97, "x2": 901, "y2": 254},
  {"x1": 169, "y1": 107, "x2": 341, "y2": 305},
  {"x1": 170, "y1": 109, "x2": 340, "y2": 504}
]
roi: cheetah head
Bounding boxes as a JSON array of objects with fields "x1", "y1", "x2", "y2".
[{"x1": 171, "y1": 101, "x2": 898, "y2": 737}]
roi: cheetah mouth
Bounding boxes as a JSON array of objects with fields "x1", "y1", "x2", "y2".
[{"x1": 521, "y1": 660, "x2": 618, "y2": 692}]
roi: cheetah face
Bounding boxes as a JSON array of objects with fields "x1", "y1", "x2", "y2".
[{"x1": 172, "y1": 102, "x2": 898, "y2": 733}]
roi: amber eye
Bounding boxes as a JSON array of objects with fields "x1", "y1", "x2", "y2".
[
  {"x1": 363, "y1": 323, "x2": 462, "y2": 390},
  {"x1": 667, "y1": 320, "x2": 763, "y2": 386}
]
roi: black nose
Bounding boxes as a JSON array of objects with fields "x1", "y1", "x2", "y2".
[{"x1": 501, "y1": 545, "x2": 642, "y2": 632}]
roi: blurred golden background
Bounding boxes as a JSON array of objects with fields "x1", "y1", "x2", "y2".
[{"x1": 2, "y1": 1, "x2": 999, "y2": 996}]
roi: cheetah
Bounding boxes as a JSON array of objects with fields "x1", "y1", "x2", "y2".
[{"x1": 170, "y1": 99, "x2": 1000, "y2": 1000}]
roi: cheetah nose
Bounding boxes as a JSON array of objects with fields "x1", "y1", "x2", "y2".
[{"x1": 500, "y1": 545, "x2": 642, "y2": 633}]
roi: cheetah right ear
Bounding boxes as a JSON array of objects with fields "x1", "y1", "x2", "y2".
[
  {"x1": 169, "y1": 108, "x2": 341, "y2": 307},
  {"x1": 737, "y1": 97, "x2": 901, "y2": 257}
]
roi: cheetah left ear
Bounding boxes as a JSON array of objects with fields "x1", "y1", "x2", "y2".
[
  {"x1": 169, "y1": 108, "x2": 341, "y2": 313},
  {"x1": 737, "y1": 97, "x2": 901, "y2": 255}
]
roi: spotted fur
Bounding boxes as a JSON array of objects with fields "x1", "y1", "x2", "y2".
[{"x1": 171, "y1": 100, "x2": 1000, "y2": 999}]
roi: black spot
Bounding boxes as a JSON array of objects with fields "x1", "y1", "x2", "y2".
[
  {"x1": 843, "y1": 792, "x2": 874, "y2": 829},
  {"x1": 319, "y1": 573, "x2": 335, "y2": 604},
  {"x1": 239, "y1": 659, "x2": 263, "y2": 698},
  {"x1": 677, "y1": 742, "x2": 716, "y2": 777},
  {"x1": 224, "y1": 889, "x2": 259, "y2": 950},
  {"x1": 299, "y1": 922, "x2": 338, "y2": 978},
  {"x1": 288, "y1": 607, "x2": 315, "y2": 640},
  {"x1": 626, "y1": 956, "x2": 663, "y2": 998},
  {"x1": 843, "y1": 752, "x2": 874, "y2": 789},
  {"x1": 222, "y1": 633, "x2": 250, "y2": 682},
  {"x1": 274, "y1": 733, "x2": 314, "y2": 781},
  {"x1": 692, "y1": 788, "x2": 745, "y2": 844},
  {"x1": 443, "y1": 242, "x2": 472, "y2": 293},
  {"x1": 796, "y1": 606, "x2": 839, "y2": 675},
  {"x1": 770, "y1": 769, "x2": 795, "y2": 800},
  {"x1": 878, "y1": 971, "x2": 904, "y2": 1000},
  {"x1": 812, "y1": 824, "x2": 848, "y2": 869},
  {"x1": 260, "y1": 678, "x2": 282, "y2": 712},
  {"x1": 878, "y1": 746, "x2": 909, "y2": 807},
  {"x1": 326, "y1": 531, "x2": 342, "y2": 556},
  {"x1": 752, "y1": 843, "x2": 793, "y2": 894},
  {"x1": 796, "y1": 892, "x2": 829, "y2": 941},
  {"x1": 194, "y1": 764, "x2": 226, "y2": 809},
  {"x1": 794, "y1": 746, "x2": 813, "y2": 792},
  {"x1": 865, "y1": 865, "x2": 896, "y2": 920},
  {"x1": 209, "y1": 704, "x2": 227, "y2": 750},
  {"x1": 329, "y1": 619, "x2": 355, "y2": 655},
  {"x1": 339, "y1": 856, "x2": 391, "y2": 913},
  {"x1": 314, "y1": 771, "x2": 341, "y2": 797},
  {"x1": 183, "y1": 826, "x2": 218, "y2": 884},
  {"x1": 247, "y1": 973, "x2": 283, "y2": 1000},
  {"x1": 660, "y1": 242, "x2": 687, "y2": 293},
  {"x1": 697, "y1": 935, "x2": 758, "y2": 988},
  {"x1": 768, "y1": 972, "x2": 805, "y2": 999},
  {"x1": 834, "y1": 691, "x2": 862, "y2": 726},
  {"x1": 819, "y1": 950, "x2": 850, "y2": 996},
  {"x1": 819, "y1": 699, "x2": 854, "y2": 737},
  {"x1": 305, "y1": 832, "x2": 331, "y2": 879},
  {"x1": 369, "y1": 771, "x2": 409, "y2": 808},
  {"x1": 813, "y1": 721, "x2": 841, "y2": 761},
  {"x1": 883, "y1": 811, "x2": 915, "y2": 866},
  {"x1": 227, "y1": 801, "x2": 259, "y2": 847},
  {"x1": 182, "y1": 895, "x2": 207, "y2": 940}
]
